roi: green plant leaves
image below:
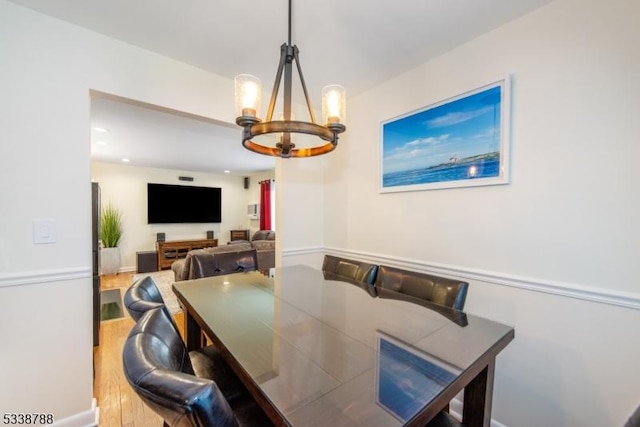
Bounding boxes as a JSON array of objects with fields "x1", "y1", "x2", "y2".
[{"x1": 100, "y1": 203, "x2": 123, "y2": 248}]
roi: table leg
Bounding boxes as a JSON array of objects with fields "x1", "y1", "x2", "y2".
[
  {"x1": 184, "y1": 310, "x2": 202, "y2": 351},
  {"x1": 462, "y1": 359, "x2": 495, "y2": 427}
]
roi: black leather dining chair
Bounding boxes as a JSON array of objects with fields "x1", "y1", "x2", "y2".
[
  {"x1": 122, "y1": 307, "x2": 273, "y2": 427},
  {"x1": 625, "y1": 404, "x2": 640, "y2": 427},
  {"x1": 322, "y1": 255, "x2": 378, "y2": 284},
  {"x1": 322, "y1": 255, "x2": 379, "y2": 297},
  {"x1": 124, "y1": 275, "x2": 173, "y2": 322},
  {"x1": 123, "y1": 276, "x2": 246, "y2": 403},
  {"x1": 322, "y1": 255, "x2": 378, "y2": 288},
  {"x1": 374, "y1": 267, "x2": 470, "y2": 422},
  {"x1": 374, "y1": 265, "x2": 469, "y2": 311},
  {"x1": 189, "y1": 249, "x2": 258, "y2": 279}
]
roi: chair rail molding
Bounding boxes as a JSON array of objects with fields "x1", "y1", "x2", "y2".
[
  {"x1": 284, "y1": 246, "x2": 640, "y2": 311},
  {"x1": 0, "y1": 266, "x2": 91, "y2": 288},
  {"x1": 282, "y1": 246, "x2": 324, "y2": 257}
]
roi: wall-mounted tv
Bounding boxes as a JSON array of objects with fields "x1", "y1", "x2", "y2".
[{"x1": 147, "y1": 183, "x2": 222, "y2": 224}]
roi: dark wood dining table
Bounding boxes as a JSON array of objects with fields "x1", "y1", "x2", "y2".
[{"x1": 172, "y1": 264, "x2": 514, "y2": 427}]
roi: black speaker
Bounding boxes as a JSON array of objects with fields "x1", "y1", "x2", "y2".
[
  {"x1": 244, "y1": 177, "x2": 250, "y2": 189},
  {"x1": 136, "y1": 251, "x2": 158, "y2": 273},
  {"x1": 156, "y1": 232, "x2": 165, "y2": 242},
  {"x1": 206, "y1": 230, "x2": 214, "y2": 239}
]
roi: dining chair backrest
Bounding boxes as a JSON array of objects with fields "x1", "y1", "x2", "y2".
[
  {"x1": 374, "y1": 265, "x2": 469, "y2": 311},
  {"x1": 122, "y1": 307, "x2": 240, "y2": 427},
  {"x1": 625, "y1": 404, "x2": 640, "y2": 427},
  {"x1": 189, "y1": 249, "x2": 258, "y2": 279},
  {"x1": 123, "y1": 275, "x2": 173, "y2": 322},
  {"x1": 322, "y1": 255, "x2": 379, "y2": 285}
]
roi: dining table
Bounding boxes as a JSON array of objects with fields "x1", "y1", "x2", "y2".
[{"x1": 172, "y1": 264, "x2": 514, "y2": 427}]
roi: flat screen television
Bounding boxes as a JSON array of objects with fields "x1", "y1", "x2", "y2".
[{"x1": 147, "y1": 183, "x2": 222, "y2": 224}]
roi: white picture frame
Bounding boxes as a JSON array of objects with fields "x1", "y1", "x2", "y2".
[{"x1": 380, "y1": 77, "x2": 511, "y2": 193}]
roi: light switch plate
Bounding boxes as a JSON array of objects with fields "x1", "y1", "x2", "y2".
[{"x1": 33, "y1": 219, "x2": 56, "y2": 244}]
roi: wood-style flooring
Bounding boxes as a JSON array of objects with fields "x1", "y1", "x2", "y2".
[{"x1": 94, "y1": 272, "x2": 184, "y2": 426}]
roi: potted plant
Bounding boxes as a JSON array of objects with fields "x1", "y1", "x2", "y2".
[{"x1": 99, "y1": 203, "x2": 123, "y2": 275}]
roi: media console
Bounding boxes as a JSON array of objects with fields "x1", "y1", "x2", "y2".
[{"x1": 156, "y1": 238, "x2": 218, "y2": 270}]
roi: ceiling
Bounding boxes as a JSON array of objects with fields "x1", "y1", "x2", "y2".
[
  {"x1": 90, "y1": 93, "x2": 275, "y2": 175},
  {"x1": 9, "y1": 0, "x2": 553, "y2": 175}
]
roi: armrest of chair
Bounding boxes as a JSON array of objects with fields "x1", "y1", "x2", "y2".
[{"x1": 171, "y1": 258, "x2": 187, "y2": 281}]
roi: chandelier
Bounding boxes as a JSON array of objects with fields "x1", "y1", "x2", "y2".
[{"x1": 234, "y1": 0, "x2": 346, "y2": 158}]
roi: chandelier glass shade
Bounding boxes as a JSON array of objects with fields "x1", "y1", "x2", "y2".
[{"x1": 234, "y1": 0, "x2": 346, "y2": 158}]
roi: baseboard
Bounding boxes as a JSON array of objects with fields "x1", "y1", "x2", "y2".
[
  {"x1": 449, "y1": 398, "x2": 507, "y2": 427},
  {"x1": 98, "y1": 266, "x2": 136, "y2": 276},
  {"x1": 119, "y1": 265, "x2": 137, "y2": 273},
  {"x1": 52, "y1": 398, "x2": 99, "y2": 427},
  {"x1": 283, "y1": 246, "x2": 640, "y2": 310}
]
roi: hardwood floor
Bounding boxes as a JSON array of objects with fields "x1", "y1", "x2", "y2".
[{"x1": 94, "y1": 272, "x2": 184, "y2": 426}]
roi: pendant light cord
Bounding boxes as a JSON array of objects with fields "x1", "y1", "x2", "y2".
[{"x1": 287, "y1": 0, "x2": 292, "y2": 46}]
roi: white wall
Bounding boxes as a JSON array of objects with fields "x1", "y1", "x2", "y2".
[
  {"x1": 278, "y1": 157, "x2": 326, "y2": 268},
  {"x1": 0, "y1": 1, "x2": 238, "y2": 423},
  {"x1": 3, "y1": 0, "x2": 639, "y2": 425},
  {"x1": 91, "y1": 162, "x2": 273, "y2": 270},
  {"x1": 316, "y1": 0, "x2": 640, "y2": 425}
]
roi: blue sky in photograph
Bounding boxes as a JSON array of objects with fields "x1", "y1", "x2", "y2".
[{"x1": 382, "y1": 85, "x2": 502, "y2": 174}]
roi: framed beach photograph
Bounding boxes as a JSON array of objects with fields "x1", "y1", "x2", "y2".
[
  {"x1": 374, "y1": 332, "x2": 460, "y2": 422},
  {"x1": 380, "y1": 77, "x2": 511, "y2": 192}
]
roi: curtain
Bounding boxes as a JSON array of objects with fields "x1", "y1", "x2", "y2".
[{"x1": 259, "y1": 180, "x2": 272, "y2": 230}]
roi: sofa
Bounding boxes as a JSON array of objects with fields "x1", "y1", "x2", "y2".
[
  {"x1": 189, "y1": 249, "x2": 259, "y2": 279},
  {"x1": 228, "y1": 230, "x2": 275, "y2": 274},
  {"x1": 172, "y1": 231, "x2": 275, "y2": 281},
  {"x1": 229, "y1": 229, "x2": 275, "y2": 244}
]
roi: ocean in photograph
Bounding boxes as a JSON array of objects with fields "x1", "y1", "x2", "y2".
[{"x1": 384, "y1": 154, "x2": 500, "y2": 188}]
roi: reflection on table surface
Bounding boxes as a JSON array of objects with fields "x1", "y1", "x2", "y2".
[
  {"x1": 376, "y1": 332, "x2": 461, "y2": 423},
  {"x1": 173, "y1": 264, "x2": 514, "y2": 426}
]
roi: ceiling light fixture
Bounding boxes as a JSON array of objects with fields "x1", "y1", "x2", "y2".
[{"x1": 234, "y1": 0, "x2": 346, "y2": 158}]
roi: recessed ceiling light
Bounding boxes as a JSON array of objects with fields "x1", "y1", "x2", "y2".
[
  {"x1": 224, "y1": 170, "x2": 231, "y2": 174},
  {"x1": 93, "y1": 127, "x2": 109, "y2": 133},
  {"x1": 122, "y1": 158, "x2": 130, "y2": 163}
]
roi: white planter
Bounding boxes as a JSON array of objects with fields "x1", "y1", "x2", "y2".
[{"x1": 100, "y1": 247, "x2": 121, "y2": 275}]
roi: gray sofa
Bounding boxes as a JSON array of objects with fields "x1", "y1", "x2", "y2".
[{"x1": 229, "y1": 230, "x2": 275, "y2": 244}]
